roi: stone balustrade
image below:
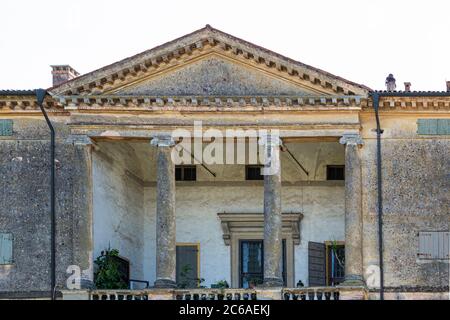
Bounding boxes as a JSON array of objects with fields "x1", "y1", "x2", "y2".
[
  {"x1": 61, "y1": 286, "x2": 367, "y2": 300},
  {"x1": 174, "y1": 288, "x2": 257, "y2": 300},
  {"x1": 91, "y1": 290, "x2": 150, "y2": 300},
  {"x1": 282, "y1": 287, "x2": 340, "y2": 300}
]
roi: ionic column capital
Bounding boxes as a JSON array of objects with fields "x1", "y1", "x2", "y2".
[
  {"x1": 151, "y1": 135, "x2": 176, "y2": 148},
  {"x1": 339, "y1": 133, "x2": 364, "y2": 146}
]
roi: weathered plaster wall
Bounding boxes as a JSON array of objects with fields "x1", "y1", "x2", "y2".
[
  {"x1": 143, "y1": 184, "x2": 345, "y2": 287},
  {"x1": 360, "y1": 113, "x2": 449, "y2": 290},
  {"x1": 140, "y1": 142, "x2": 345, "y2": 287},
  {"x1": 92, "y1": 142, "x2": 145, "y2": 281},
  {"x1": 0, "y1": 117, "x2": 92, "y2": 294}
]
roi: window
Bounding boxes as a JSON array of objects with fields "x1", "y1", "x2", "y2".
[
  {"x1": 218, "y1": 212, "x2": 300, "y2": 288},
  {"x1": 418, "y1": 231, "x2": 449, "y2": 260},
  {"x1": 326, "y1": 244, "x2": 345, "y2": 286},
  {"x1": 240, "y1": 240, "x2": 263, "y2": 288},
  {"x1": 326, "y1": 165, "x2": 345, "y2": 180},
  {"x1": 417, "y1": 119, "x2": 450, "y2": 135},
  {"x1": 176, "y1": 244, "x2": 200, "y2": 288},
  {"x1": 308, "y1": 241, "x2": 345, "y2": 286},
  {"x1": 239, "y1": 239, "x2": 286, "y2": 288},
  {"x1": 245, "y1": 165, "x2": 264, "y2": 180},
  {"x1": 308, "y1": 242, "x2": 326, "y2": 286},
  {"x1": 175, "y1": 165, "x2": 197, "y2": 181},
  {"x1": 0, "y1": 120, "x2": 13, "y2": 136},
  {"x1": 0, "y1": 233, "x2": 13, "y2": 265}
]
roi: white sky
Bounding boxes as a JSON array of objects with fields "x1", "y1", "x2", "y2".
[{"x1": 1, "y1": 0, "x2": 449, "y2": 91}]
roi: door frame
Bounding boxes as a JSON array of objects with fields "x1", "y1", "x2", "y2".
[{"x1": 230, "y1": 233, "x2": 294, "y2": 288}]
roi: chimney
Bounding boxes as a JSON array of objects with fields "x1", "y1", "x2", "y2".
[
  {"x1": 404, "y1": 82, "x2": 411, "y2": 92},
  {"x1": 51, "y1": 65, "x2": 80, "y2": 86},
  {"x1": 446, "y1": 81, "x2": 450, "y2": 92},
  {"x1": 385, "y1": 74, "x2": 396, "y2": 91}
]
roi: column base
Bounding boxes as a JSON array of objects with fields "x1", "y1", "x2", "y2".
[
  {"x1": 154, "y1": 278, "x2": 177, "y2": 288},
  {"x1": 262, "y1": 277, "x2": 284, "y2": 287},
  {"x1": 340, "y1": 274, "x2": 365, "y2": 286}
]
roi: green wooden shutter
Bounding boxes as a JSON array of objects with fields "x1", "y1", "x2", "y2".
[
  {"x1": 437, "y1": 119, "x2": 450, "y2": 135},
  {"x1": 0, "y1": 120, "x2": 13, "y2": 136},
  {"x1": 417, "y1": 119, "x2": 450, "y2": 135},
  {"x1": 0, "y1": 233, "x2": 13, "y2": 264}
]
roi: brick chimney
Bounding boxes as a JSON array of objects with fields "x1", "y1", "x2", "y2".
[
  {"x1": 404, "y1": 82, "x2": 411, "y2": 92},
  {"x1": 385, "y1": 74, "x2": 396, "y2": 91},
  {"x1": 446, "y1": 81, "x2": 450, "y2": 92},
  {"x1": 51, "y1": 65, "x2": 80, "y2": 86}
]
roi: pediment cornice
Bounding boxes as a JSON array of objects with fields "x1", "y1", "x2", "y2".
[
  {"x1": 55, "y1": 94, "x2": 365, "y2": 111},
  {"x1": 49, "y1": 25, "x2": 370, "y2": 97}
]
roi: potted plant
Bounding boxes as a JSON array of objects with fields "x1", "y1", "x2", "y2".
[
  {"x1": 211, "y1": 280, "x2": 229, "y2": 289},
  {"x1": 211, "y1": 280, "x2": 229, "y2": 300},
  {"x1": 94, "y1": 249, "x2": 128, "y2": 289},
  {"x1": 177, "y1": 264, "x2": 205, "y2": 289}
]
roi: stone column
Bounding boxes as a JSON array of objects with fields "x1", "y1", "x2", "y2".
[
  {"x1": 151, "y1": 135, "x2": 177, "y2": 288},
  {"x1": 339, "y1": 133, "x2": 364, "y2": 285},
  {"x1": 259, "y1": 134, "x2": 283, "y2": 287},
  {"x1": 69, "y1": 135, "x2": 95, "y2": 289}
]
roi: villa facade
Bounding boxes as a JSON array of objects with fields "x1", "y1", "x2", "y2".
[{"x1": 0, "y1": 25, "x2": 448, "y2": 300}]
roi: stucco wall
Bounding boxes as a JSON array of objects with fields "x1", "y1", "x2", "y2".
[
  {"x1": 92, "y1": 142, "x2": 145, "y2": 281},
  {"x1": 139, "y1": 142, "x2": 346, "y2": 287},
  {"x1": 91, "y1": 141, "x2": 346, "y2": 287},
  {"x1": 360, "y1": 113, "x2": 449, "y2": 290},
  {"x1": 142, "y1": 184, "x2": 345, "y2": 287}
]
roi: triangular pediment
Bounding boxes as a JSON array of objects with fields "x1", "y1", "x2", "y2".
[
  {"x1": 49, "y1": 25, "x2": 369, "y2": 97},
  {"x1": 114, "y1": 53, "x2": 324, "y2": 96}
]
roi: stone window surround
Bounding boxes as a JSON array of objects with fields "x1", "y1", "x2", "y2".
[{"x1": 217, "y1": 212, "x2": 303, "y2": 288}]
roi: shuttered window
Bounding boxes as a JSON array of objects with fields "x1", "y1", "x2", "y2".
[
  {"x1": 417, "y1": 119, "x2": 450, "y2": 135},
  {"x1": 308, "y1": 242, "x2": 326, "y2": 286},
  {"x1": 418, "y1": 231, "x2": 449, "y2": 260},
  {"x1": 176, "y1": 244, "x2": 199, "y2": 288},
  {"x1": 327, "y1": 244, "x2": 345, "y2": 286},
  {"x1": 0, "y1": 233, "x2": 13, "y2": 265},
  {"x1": 0, "y1": 120, "x2": 13, "y2": 136}
]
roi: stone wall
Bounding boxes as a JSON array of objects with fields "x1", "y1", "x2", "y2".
[
  {"x1": 360, "y1": 113, "x2": 449, "y2": 290},
  {"x1": 0, "y1": 116, "x2": 92, "y2": 294}
]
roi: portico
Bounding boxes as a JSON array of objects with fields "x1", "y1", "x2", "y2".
[
  {"x1": 52, "y1": 24, "x2": 368, "y2": 296},
  {"x1": 74, "y1": 118, "x2": 364, "y2": 290}
]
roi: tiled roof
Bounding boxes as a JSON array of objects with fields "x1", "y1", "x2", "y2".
[
  {"x1": 0, "y1": 89, "x2": 36, "y2": 96},
  {"x1": 371, "y1": 90, "x2": 450, "y2": 95}
]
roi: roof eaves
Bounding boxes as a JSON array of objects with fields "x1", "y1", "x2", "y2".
[{"x1": 0, "y1": 89, "x2": 37, "y2": 96}]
